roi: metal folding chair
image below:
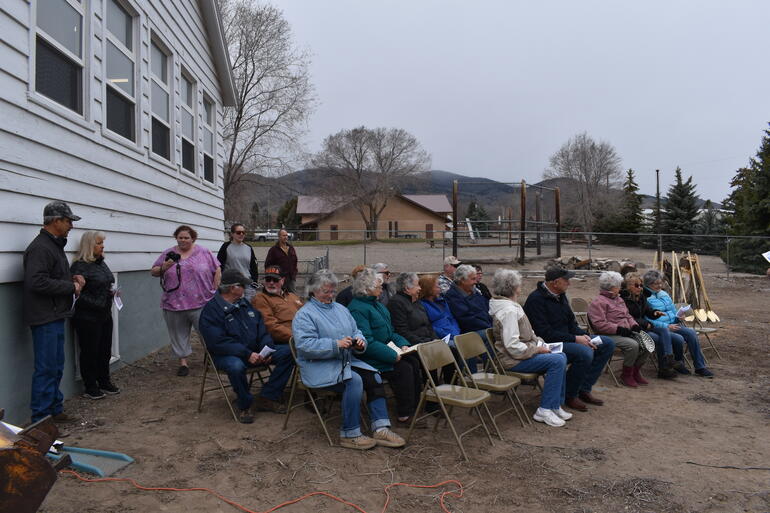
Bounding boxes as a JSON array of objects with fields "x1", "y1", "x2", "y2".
[
  {"x1": 407, "y1": 340, "x2": 495, "y2": 462},
  {"x1": 454, "y1": 332, "x2": 529, "y2": 431},
  {"x1": 485, "y1": 328, "x2": 543, "y2": 397},
  {"x1": 197, "y1": 341, "x2": 270, "y2": 423}
]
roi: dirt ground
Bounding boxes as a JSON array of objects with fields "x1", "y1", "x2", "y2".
[{"x1": 40, "y1": 244, "x2": 770, "y2": 513}]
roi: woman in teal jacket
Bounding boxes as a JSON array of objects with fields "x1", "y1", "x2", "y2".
[
  {"x1": 642, "y1": 270, "x2": 714, "y2": 378},
  {"x1": 348, "y1": 269, "x2": 423, "y2": 424}
]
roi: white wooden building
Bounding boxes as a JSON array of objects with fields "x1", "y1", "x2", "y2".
[{"x1": 0, "y1": 0, "x2": 236, "y2": 423}]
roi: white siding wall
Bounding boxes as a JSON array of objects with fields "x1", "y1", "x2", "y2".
[{"x1": 0, "y1": 0, "x2": 228, "y2": 282}]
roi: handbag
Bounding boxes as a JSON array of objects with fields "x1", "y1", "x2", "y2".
[{"x1": 631, "y1": 330, "x2": 656, "y2": 353}]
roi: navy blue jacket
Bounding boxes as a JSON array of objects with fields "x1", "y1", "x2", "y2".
[
  {"x1": 199, "y1": 293, "x2": 274, "y2": 359},
  {"x1": 444, "y1": 283, "x2": 491, "y2": 332},
  {"x1": 523, "y1": 281, "x2": 586, "y2": 343}
]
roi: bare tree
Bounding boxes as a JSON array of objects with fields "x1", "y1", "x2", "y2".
[
  {"x1": 545, "y1": 132, "x2": 622, "y2": 232},
  {"x1": 218, "y1": 0, "x2": 315, "y2": 223},
  {"x1": 313, "y1": 126, "x2": 431, "y2": 239}
]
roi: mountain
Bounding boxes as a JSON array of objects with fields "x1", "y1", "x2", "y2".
[{"x1": 233, "y1": 169, "x2": 720, "y2": 226}]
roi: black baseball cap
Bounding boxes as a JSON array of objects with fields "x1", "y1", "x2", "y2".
[
  {"x1": 221, "y1": 269, "x2": 253, "y2": 288},
  {"x1": 545, "y1": 267, "x2": 575, "y2": 282}
]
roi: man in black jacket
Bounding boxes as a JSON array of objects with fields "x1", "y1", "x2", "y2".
[
  {"x1": 24, "y1": 201, "x2": 84, "y2": 423},
  {"x1": 523, "y1": 268, "x2": 615, "y2": 412}
]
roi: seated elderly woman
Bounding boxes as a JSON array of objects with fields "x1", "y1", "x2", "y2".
[
  {"x1": 291, "y1": 270, "x2": 405, "y2": 450},
  {"x1": 387, "y1": 272, "x2": 437, "y2": 346},
  {"x1": 642, "y1": 270, "x2": 714, "y2": 378},
  {"x1": 620, "y1": 273, "x2": 677, "y2": 379},
  {"x1": 347, "y1": 269, "x2": 423, "y2": 424},
  {"x1": 587, "y1": 271, "x2": 650, "y2": 387},
  {"x1": 488, "y1": 269, "x2": 570, "y2": 427}
]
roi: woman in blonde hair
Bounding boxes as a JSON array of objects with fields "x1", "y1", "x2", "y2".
[{"x1": 70, "y1": 231, "x2": 120, "y2": 399}]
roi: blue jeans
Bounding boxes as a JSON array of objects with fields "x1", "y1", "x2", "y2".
[
  {"x1": 30, "y1": 320, "x2": 66, "y2": 422},
  {"x1": 212, "y1": 344, "x2": 294, "y2": 411},
  {"x1": 508, "y1": 353, "x2": 567, "y2": 410},
  {"x1": 562, "y1": 336, "x2": 615, "y2": 398},
  {"x1": 465, "y1": 329, "x2": 494, "y2": 373},
  {"x1": 670, "y1": 326, "x2": 706, "y2": 369},
  {"x1": 325, "y1": 368, "x2": 390, "y2": 438}
]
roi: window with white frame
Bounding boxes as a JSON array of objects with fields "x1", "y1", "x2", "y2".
[
  {"x1": 150, "y1": 38, "x2": 171, "y2": 160},
  {"x1": 104, "y1": 0, "x2": 136, "y2": 142},
  {"x1": 180, "y1": 72, "x2": 196, "y2": 174},
  {"x1": 202, "y1": 96, "x2": 215, "y2": 183},
  {"x1": 34, "y1": 0, "x2": 85, "y2": 114}
]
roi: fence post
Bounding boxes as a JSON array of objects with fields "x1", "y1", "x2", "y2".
[
  {"x1": 519, "y1": 180, "x2": 526, "y2": 265},
  {"x1": 657, "y1": 233, "x2": 663, "y2": 264},
  {"x1": 726, "y1": 237, "x2": 731, "y2": 278},
  {"x1": 535, "y1": 191, "x2": 542, "y2": 256},
  {"x1": 555, "y1": 187, "x2": 561, "y2": 258},
  {"x1": 452, "y1": 180, "x2": 459, "y2": 258},
  {"x1": 588, "y1": 231, "x2": 593, "y2": 262},
  {"x1": 363, "y1": 229, "x2": 367, "y2": 265}
]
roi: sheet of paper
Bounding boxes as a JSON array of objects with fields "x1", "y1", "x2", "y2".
[
  {"x1": 258, "y1": 345, "x2": 276, "y2": 359},
  {"x1": 114, "y1": 295, "x2": 124, "y2": 311},
  {"x1": 590, "y1": 336, "x2": 603, "y2": 345},
  {"x1": 442, "y1": 334, "x2": 451, "y2": 345},
  {"x1": 676, "y1": 304, "x2": 691, "y2": 318},
  {"x1": 763, "y1": 250, "x2": 770, "y2": 263},
  {"x1": 546, "y1": 342, "x2": 563, "y2": 353}
]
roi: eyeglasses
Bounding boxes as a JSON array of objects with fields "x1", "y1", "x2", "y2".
[
  {"x1": 233, "y1": 231, "x2": 245, "y2": 235},
  {"x1": 381, "y1": 271, "x2": 391, "y2": 276},
  {"x1": 264, "y1": 277, "x2": 281, "y2": 283}
]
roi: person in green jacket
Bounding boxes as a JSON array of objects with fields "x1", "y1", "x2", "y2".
[{"x1": 347, "y1": 269, "x2": 423, "y2": 425}]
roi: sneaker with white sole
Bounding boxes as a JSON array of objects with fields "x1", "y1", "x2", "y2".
[
  {"x1": 533, "y1": 407, "x2": 565, "y2": 427},
  {"x1": 554, "y1": 407, "x2": 573, "y2": 421},
  {"x1": 339, "y1": 435, "x2": 377, "y2": 450},
  {"x1": 373, "y1": 428, "x2": 406, "y2": 448}
]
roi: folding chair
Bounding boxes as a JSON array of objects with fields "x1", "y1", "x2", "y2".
[
  {"x1": 407, "y1": 340, "x2": 495, "y2": 462},
  {"x1": 485, "y1": 328, "x2": 543, "y2": 395},
  {"x1": 197, "y1": 341, "x2": 270, "y2": 423},
  {"x1": 454, "y1": 332, "x2": 529, "y2": 431},
  {"x1": 690, "y1": 319, "x2": 722, "y2": 360},
  {"x1": 570, "y1": 297, "x2": 591, "y2": 332},
  {"x1": 282, "y1": 337, "x2": 341, "y2": 446}
]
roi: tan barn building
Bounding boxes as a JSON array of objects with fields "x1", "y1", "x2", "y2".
[{"x1": 297, "y1": 194, "x2": 451, "y2": 241}]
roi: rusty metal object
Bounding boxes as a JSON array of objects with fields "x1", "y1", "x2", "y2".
[{"x1": 0, "y1": 409, "x2": 70, "y2": 513}]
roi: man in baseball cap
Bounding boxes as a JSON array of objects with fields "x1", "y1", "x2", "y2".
[
  {"x1": 438, "y1": 256, "x2": 461, "y2": 294},
  {"x1": 252, "y1": 265, "x2": 304, "y2": 346},
  {"x1": 523, "y1": 267, "x2": 615, "y2": 413},
  {"x1": 23, "y1": 200, "x2": 83, "y2": 426},
  {"x1": 199, "y1": 266, "x2": 294, "y2": 423}
]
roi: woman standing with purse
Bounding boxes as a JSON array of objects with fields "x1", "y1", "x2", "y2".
[{"x1": 71, "y1": 231, "x2": 120, "y2": 399}]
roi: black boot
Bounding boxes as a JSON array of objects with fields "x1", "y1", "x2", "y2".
[{"x1": 658, "y1": 355, "x2": 678, "y2": 379}]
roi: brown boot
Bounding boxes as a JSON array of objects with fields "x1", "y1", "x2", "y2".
[
  {"x1": 633, "y1": 365, "x2": 649, "y2": 385},
  {"x1": 658, "y1": 355, "x2": 678, "y2": 379}
]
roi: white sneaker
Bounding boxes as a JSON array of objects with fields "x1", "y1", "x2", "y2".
[
  {"x1": 554, "y1": 407, "x2": 573, "y2": 421},
  {"x1": 533, "y1": 407, "x2": 565, "y2": 427}
]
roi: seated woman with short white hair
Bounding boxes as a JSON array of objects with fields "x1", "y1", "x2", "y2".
[
  {"x1": 588, "y1": 271, "x2": 649, "y2": 388},
  {"x1": 488, "y1": 269, "x2": 570, "y2": 427}
]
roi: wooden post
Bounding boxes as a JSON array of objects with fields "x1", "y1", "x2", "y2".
[
  {"x1": 655, "y1": 169, "x2": 662, "y2": 265},
  {"x1": 555, "y1": 187, "x2": 562, "y2": 258},
  {"x1": 535, "y1": 190, "x2": 542, "y2": 255},
  {"x1": 452, "y1": 180, "x2": 459, "y2": 258},
  {"x1": 507, "y1": 207, "x2": 513, "y2": 248},
  {"x1": 519, "y1": 180, "x2": 526, "y2": 265}
]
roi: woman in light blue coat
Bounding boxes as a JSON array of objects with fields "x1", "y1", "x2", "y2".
[
  {"x1": 292, "y1": 270, "x2": 405, "y2": 450},
  {"x1": 642, "y1": 270, "x2": 714, "y2": 378}
]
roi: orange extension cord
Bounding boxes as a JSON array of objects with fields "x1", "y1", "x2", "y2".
[{"x1": 60, "y1": 470, "x2": 465, "y2": 513}]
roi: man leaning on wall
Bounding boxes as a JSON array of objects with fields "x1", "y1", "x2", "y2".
[{"x1": 23, "y1": 201, "x2": 84, "y2": 427}]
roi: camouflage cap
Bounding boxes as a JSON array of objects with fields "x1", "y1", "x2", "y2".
[{"x1": 43, "y1": 200, "x2": 81, "y2": 221}]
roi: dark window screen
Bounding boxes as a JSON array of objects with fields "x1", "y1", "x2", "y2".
[
  {"x1": 204, "y1": 154, "x2": 214, "y2": 182},
  {"x1": 182, "y1": 139, "x2": 195, "y2": 173},
  {"x1": 106, "y1": 87, "x2": 134, "y2": 141},
  {"x1": 152, "y1": 117, "x2": 169, "y2": 159},
  {"x1": 35, "y1": 38, "x2": 82, "y2": 114}
]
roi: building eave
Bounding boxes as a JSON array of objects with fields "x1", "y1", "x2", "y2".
[{"x1": 199, "y1": 0, "x2": 238, "y2": 107}]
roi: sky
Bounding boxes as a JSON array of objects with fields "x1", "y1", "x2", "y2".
[{"x1": 275, "y1": 0, "x2": 770, "y2": 202}]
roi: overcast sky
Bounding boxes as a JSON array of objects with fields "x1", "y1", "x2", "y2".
[{"x1": 275, "y1": 0, "x2": 770, "y2": 202}]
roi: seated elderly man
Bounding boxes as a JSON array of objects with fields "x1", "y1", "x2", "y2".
[
  {"x1": 251, "y1": 265, "x2": 303, "y2": 344},
  {"x1": 292, "y1": 270, "x2": 405, "y2": 450},
  {"x1": 523, "y1": 268, "x2": 616, "y2": 412},
  {"x1": 199, "y1": 269, "x2": 294, "y2": 423},
  {"x1": 438, "y1": 256, "x2": 461, "y2": 294}
]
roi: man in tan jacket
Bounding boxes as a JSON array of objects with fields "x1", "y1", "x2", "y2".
[{"x1": 251, "y1": 266, "x2": 303, "y2": 344}]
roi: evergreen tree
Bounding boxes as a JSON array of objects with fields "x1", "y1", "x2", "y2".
[
  {"x1": 695, "y1": 200, "x2": 726, "y2": 254},
  {"x1": 662, "y1": 167, "x2": 699, "y2": 250},
  {"x1": 721, "y1": 125, "x2": 770, "y2": 273},
  {"x1": 618, "y1": 169, "x2": 644, "y2": 234},
  {"x1": 276, "y1": 197, "x2": 301, "y2": 230}
]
